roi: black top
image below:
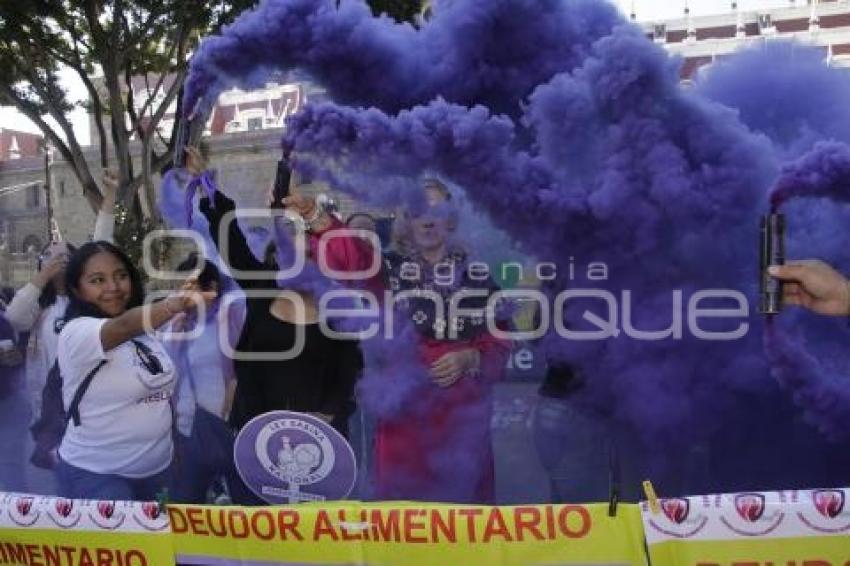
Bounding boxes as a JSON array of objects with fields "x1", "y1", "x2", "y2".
[{"x1": 200, "y1": 191, "x2": 361, "y2": 435}]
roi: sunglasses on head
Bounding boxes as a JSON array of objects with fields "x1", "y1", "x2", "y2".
[{"x1": 132, "y1": 339, "x2": 164, "y2": 379}]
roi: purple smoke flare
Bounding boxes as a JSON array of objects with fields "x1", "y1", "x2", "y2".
[{"x1": 770, "y1": 141, "x2": 850, "y2": 210}]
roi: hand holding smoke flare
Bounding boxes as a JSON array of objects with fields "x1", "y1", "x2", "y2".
[
  {"x1": 761, "y1": 141, "x2": 850, "y2": 440},
  {"x1": 768, "y1": 261, "x2": 850, "y2": 317}
]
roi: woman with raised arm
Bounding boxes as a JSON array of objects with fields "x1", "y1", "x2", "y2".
[
  {"x1": 55, "y1": 241, "x2": 214, "y2": 501},
  {"x1": 4, "y1": 172, "x2": 117, "y2": 488},
  {"x1": 182, "y1": 148, "x2": 372, "y2": 504}
]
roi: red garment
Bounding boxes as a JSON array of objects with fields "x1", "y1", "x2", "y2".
[
  {"x1": 374, "y1": 332, "x2": 509, "y2": 504},
  {"x1": 308, "y1": 218, "x2": 384, "y2": 298},
  {"x1": 309, "y1": 224, "x2": 510, "y2": 502}
]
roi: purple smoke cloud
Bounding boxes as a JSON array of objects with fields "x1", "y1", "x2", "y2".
[
  {"x1": 770, "y1": 141, "x2": 850, "y2": 209},
  {"x1": 695, "y1": 42, "x2": 850, "y2": 157},
  {"x1": 181, "y1": 0, "x2": 850, "y2": 498},
  {"x1": 183, "y1": 0, "x2": 620, "y2": 117}
]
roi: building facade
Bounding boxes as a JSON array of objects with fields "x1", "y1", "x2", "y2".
[{"x1": 638, "y1": 0, "x2": 850, "y2": 80}]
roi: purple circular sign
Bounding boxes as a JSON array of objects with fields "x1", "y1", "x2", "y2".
[{"x1": 234, "y1": 411, "x2": 357, "y2": 505}]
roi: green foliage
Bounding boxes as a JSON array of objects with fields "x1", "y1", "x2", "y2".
[
  {"x1": 366, "y1": 0, "x2": 424, "y2": 23},
  {"x1": 0, "y1": 1, "x2": 258, "y2": 215},
  {"x1": 0, "y1": 1, "x2": 257, "y2": 117},
  {"x1": 113, "y1": 202, "x2": 170, "y2": 280}
]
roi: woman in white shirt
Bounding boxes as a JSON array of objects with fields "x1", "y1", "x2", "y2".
[
  {"x1": 6, "y1": 178, "x2": 115, "y2": 417},
  {"x1": 5, "y1": 173, "x2": 116, "y2": 489},
  {"x1": 56, "y1": 241, "x2": 213, "y2": 501}
]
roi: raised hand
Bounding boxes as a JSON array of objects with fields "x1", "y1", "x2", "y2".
[
  {"x1": 165, "y1": 278, "x2": 218, "y2": 315},
  {"x1": 185, "y1": 146, "x2": 207, "y2": 177},
  {"x1": 102, "y1": 169, "x2": 119, "y2": 210},
  {"x1": 33, "y1": 244, "x2": 70, "y2": 288}
]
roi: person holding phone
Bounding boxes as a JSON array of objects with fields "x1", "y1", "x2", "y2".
[{"x1": 4, "y1": 172, "x2": 117, "y2": 492}]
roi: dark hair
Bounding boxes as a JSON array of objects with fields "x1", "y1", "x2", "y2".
[
  {"x1": 345, "y1": 212, "x2": 377, "y2": 227},
  {"x1": 263, "y1": 241, "x2": 278, "y2": 269},
  {"x1": 37, "y1": 241, "x2": 78, "y2": 309},
  {"x1": 422, "y1": 178, "x2": 452, "y2": 200},
  {"x1": 175, "y1": 252, "x2": 222, "y2": 295},
  {"x1": 0, "y1": 286, "x2": 15, "y2": 305},
  {"x1": 63, "y1": 241, "x2": 145, "y2": 322}
]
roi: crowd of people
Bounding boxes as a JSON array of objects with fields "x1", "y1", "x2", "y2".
[
  {"x1": 1, "y1": 149, "x2": 847, "y2": 506},
  {"x1": 0, "y1": 149, "x2": 512, "y2": 505}
]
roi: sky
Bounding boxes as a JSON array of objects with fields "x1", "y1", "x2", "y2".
[{"x1": 0, "y1": 0, "x2": 802, "y2": 146}]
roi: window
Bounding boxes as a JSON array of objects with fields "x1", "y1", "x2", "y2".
[
  {"x1": 27, "y1": 184, "x2": 41, "y2": 207},
  {"x1": 8, "y1": 136, "x2": 21, "y2": 160},
  {"x1": 757, "y1": 13, "x2": 775, "y2": 34},
  {"x1": 247, "y1": 117, "x2": 263, "y2": 131},
  {"x1": 21, "y1": 235, "x2": 43, "y2": 254}
]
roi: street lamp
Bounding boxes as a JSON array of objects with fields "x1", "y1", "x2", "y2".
[{"x1": 42, "y1": 141, "x2": 54, "y2": 243}]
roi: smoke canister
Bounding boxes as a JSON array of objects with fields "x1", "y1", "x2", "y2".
[{"x1": 759, "y1": 213, "x2": 785, "y2": 315}]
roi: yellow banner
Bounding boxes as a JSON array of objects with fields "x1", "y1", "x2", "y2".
[
  {"x1": 0, "y1": 530, "x2": 174, "y2": 566},
  {"x1": 649, "y1": 537, "x2": 850, "y2": 566},
  {"x1": 0, "y1": 493, "x2": 174, "y2": 566},
  {"x1": 169, "y1": 501, "x2": 647, "y2": 565},
  {"x1": 642, "y1": 488, "x2": 850, "y2": 566}
]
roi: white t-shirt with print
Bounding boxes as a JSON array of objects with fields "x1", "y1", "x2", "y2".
[{"x1": 57, "y1": 317, "x2": 175, "y2": 478}]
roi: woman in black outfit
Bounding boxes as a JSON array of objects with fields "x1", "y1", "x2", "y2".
[{"x1": 186, "y1": 149, "x2": 366, "y2": 503}]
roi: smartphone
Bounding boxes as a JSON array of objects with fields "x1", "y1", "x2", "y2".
[{"x1": 271, "y1": 159, "x2": 292, "y2": 209}]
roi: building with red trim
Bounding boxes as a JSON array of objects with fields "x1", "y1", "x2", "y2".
[
  {"x1": 638, "y1": 0, "x2": 850, "y2": 81},
  {"x1": 125, "y1": 73, "x2": 311, "y2": 140},
  {"x1": 0, "y1": 129, "x2": 42, "y2": 161}
]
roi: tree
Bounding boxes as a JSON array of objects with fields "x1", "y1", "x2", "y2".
[
  {"x1": 0, "y1": 0, "x2": 417, "y2": 235},
  {"x1": 0, "y1": 0, "x2": 256, "y2": 219},
  {"x1": 366, "y1": 0, "x2": 424, "y2": 23}
]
